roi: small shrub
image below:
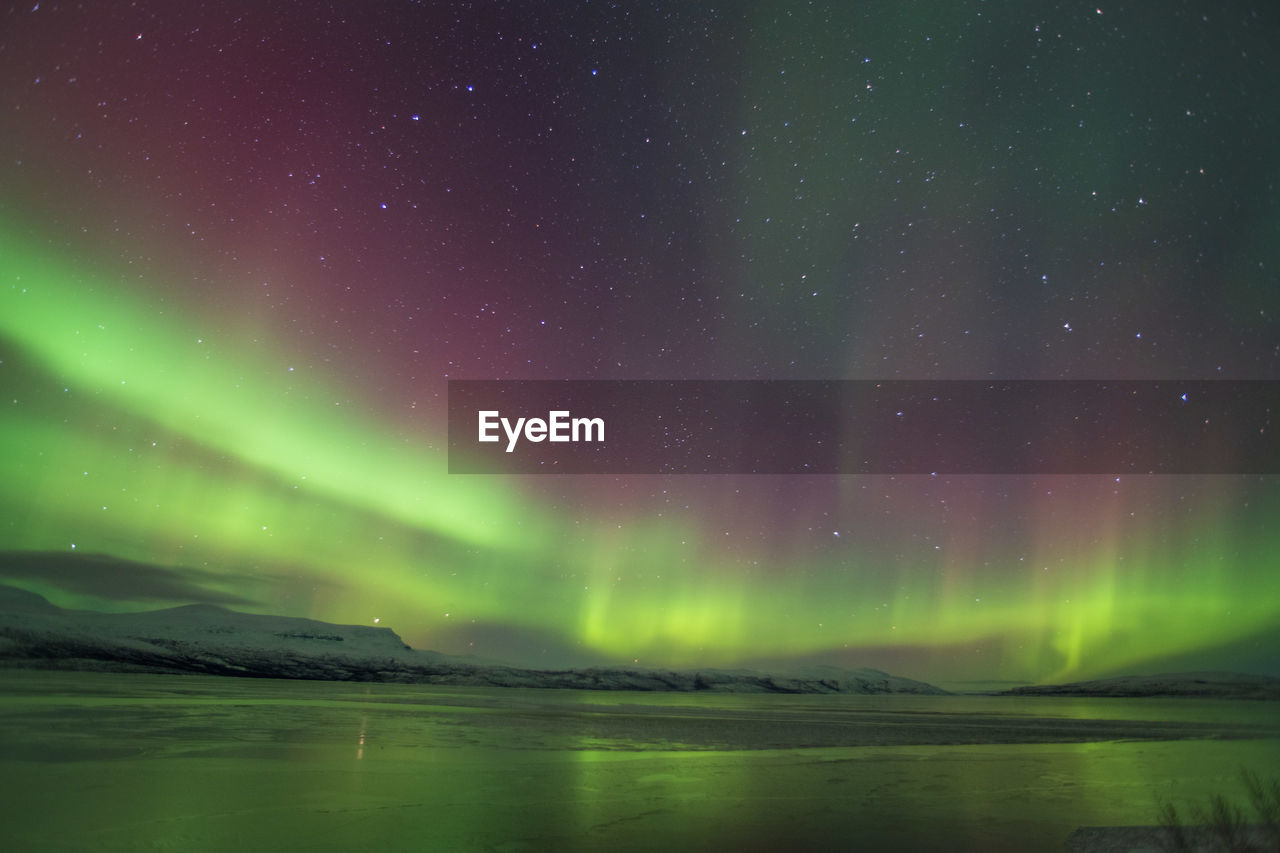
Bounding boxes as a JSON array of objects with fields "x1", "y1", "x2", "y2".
[
  {"x1": 1156, "y1": 770, "x2": 1280, "y2": 853},
  {"x1": 1241, "y1": 770, "x2": 1280, "y2": 848}
]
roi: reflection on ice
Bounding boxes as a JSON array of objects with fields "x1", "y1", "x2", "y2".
[{"x1": 0, "y1": 671, "x2": 1277, "y2": 852}]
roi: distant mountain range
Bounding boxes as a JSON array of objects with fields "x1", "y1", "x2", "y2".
[
  {"x1": 1002, "y1": 671, "x2": 1280, "y2": 700},
  {"x1": 0, "y1": 585, "x2": 945, "y2": 694}
]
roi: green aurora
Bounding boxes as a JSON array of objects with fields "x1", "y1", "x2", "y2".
[{"x1": 4, "y1": 228, "x2": 1277, "y2": 684}]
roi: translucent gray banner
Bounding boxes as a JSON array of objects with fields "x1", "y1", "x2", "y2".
[{"x1": 447, "y1": 380, "x2": 1278, "y2": 474}]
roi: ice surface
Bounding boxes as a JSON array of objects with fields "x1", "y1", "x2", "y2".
[{"x1": 1, "y1": 671, "x2": 1278, "y2": 852}]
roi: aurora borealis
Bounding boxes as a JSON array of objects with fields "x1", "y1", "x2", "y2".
[{"x1": 1, "y1": 2, "x2": 1277, "y2": 685}]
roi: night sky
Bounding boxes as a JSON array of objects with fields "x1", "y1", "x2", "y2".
[{"x1": 2, "y1": 1, "x2": 1277, "y2": 685}]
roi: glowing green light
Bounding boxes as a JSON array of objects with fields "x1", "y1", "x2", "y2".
[{"x1": 3, "y1": 225, "x2": 1278, "y2": 683}]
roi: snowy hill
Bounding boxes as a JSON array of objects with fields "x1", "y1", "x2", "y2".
[{"x1": 0, "y1": 586, "x2": 944, "y2": 694}]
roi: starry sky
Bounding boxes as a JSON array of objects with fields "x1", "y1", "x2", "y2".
[{"x1": 2, "y1": 1, "x2": 1277, "y2": 685}]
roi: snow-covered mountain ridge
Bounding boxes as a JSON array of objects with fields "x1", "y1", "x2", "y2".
[{"x1": 0, "y1": 586, "x2": 945, "y2": 694}]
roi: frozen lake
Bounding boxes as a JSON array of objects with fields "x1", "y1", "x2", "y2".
[{"x1": 1, "y1": 671, "x2": 1277, "y2": 851}]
